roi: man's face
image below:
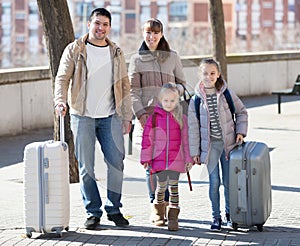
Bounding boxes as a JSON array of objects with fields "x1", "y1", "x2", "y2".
[{"x1": 88, "y1": 14, "x2": 111, "y2": 42}]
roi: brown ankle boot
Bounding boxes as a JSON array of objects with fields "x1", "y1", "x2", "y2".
[
  {"x1": 152, "y1": 203, "x2": 165, "y2": 226},
  {"x1": 167, "y1": 207, "x2": 180, "y2": 231}
]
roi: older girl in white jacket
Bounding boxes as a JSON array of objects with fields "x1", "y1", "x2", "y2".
[{"x1": 188, "y1": 58, "x2": 248, "y2": 231}]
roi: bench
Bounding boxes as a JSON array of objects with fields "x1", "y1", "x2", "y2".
[{"x1": 272, "y1": 75, "x2": 300, "y2": 114}]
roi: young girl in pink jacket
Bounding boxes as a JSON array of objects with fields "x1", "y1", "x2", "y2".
[{"x1": 140, "y1": 82, "x2": 193, "y2": 231}]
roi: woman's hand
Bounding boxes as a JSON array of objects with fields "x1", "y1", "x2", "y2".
[
  {"x1": 122, "y1": 120, "x2": 132, "y2": 135},
  {"x1": 139, "y1": 114, "x2": 149, "y2": 128}
]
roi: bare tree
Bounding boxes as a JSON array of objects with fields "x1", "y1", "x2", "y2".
[
  {"x1": 37, "y1": 0, "x2": 79, "y2": 183},
  {"x1": 209, "y1": 0, "x2": 228, "y2": 81}
]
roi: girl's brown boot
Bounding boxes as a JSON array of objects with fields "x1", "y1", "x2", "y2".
[
  {"x1": 152, "y1": 203, "x2": 166, "y2": 226},
  {"x1": 167, "y1": 207, "x2": 180, "y2": 231}
]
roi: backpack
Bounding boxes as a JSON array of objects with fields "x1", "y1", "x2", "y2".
[{"x1": 194, "y1": 88, "x2": 235, "y2": 122}]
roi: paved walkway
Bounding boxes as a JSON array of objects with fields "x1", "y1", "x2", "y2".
[{"x1": 0, "y1": 95, "x2": 300, "y2": 245}]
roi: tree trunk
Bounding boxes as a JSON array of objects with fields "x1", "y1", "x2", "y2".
[
  {"x1": 37, "y1": 0, "x2": 79, "y2": 183},
  {"x1": 209, "y1": 0, "x2": 228, "y2": 81}
]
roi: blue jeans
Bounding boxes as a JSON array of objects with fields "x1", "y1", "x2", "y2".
[
  {"x1": 206, "y1": 140, "x2": 230, "y2": 219},
  {"x1": 71, "y1": 114, "x2": 125, "y2": 218}
]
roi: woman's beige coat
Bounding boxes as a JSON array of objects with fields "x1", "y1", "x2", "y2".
[{"x1": 128, "y1": 45, "x2": 186, "y2": 119}]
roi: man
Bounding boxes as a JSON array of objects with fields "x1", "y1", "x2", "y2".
[{"x1": 54, "y1": 8, "x2": 132, "y2": 230}]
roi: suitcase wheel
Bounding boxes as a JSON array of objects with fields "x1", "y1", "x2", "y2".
[
  {"x1": 256, "y1": 224, "x2": 263, "y2": 232},
  {"x1": 232, "y1": 222, "x2": 238, "y2": 231},
  {"x1": 55, "y1": 231, "x2": 62, "y2": 238},
  {"x1": 65, "y1": 226, "x2": 69, "y2": 232},
  {"x1": 26, "y1": 232, "x2": 32, "y2": 238}
]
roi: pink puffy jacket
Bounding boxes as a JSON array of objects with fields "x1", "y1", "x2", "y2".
[{"x1": 140, "y1": 105, "x2": 193, "y2": 173}]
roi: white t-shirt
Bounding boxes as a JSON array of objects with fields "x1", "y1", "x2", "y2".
[{"x1": 84, "y1": 42, "x2": 115, "y2": 118}]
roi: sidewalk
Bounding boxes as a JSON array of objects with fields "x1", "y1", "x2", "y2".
[{"x1": 0, "y1": 95, "x2": 300, "y2": 245}]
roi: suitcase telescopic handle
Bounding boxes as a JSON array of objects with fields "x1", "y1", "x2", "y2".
[{"x1": 59, "y1": 107, "x2": 65, "y2": 142}]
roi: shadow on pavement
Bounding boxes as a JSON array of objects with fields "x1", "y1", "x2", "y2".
[
  {"x1": 0, "y1": 128, "x2": 52, "y2": 168},
  {"x1": 28, "y1": 222, "x2": 300, "y2": 245}
]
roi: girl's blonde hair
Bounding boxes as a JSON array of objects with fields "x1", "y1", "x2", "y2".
[{"x1": 158, "y1": 82, "x2": 183, "y2": 129}]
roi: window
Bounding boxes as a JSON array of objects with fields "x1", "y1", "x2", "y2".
[
  {"x1": 93, "y1": 0, "x2": 104, "y2": 7},
  {"x1": 111, "y1": 0, "x2": 121, "y2": 5},
  {"x1": 2, "y1": 2, "x2": 11, "y2": 15},
  {"x1": 263, "y1": 20, "x2": 273, "y2": 27},
  {"x1": 16, "y1": 35, "x2": 25, "y2": 42},
  {"x1": 29, "y1": 29, "x2": 38, "y2": 37},
  {"x1": 29, "y1": 36, "x2": 39, "y2": 53},
  {"x1": 2, "y1": 27, "x2": 10, "y2": 37},
  {"x1": 76, "y1": 2, "x2": 94, "y2": 21},
  {"x1": 169, "y1": 2, "x2": 187, "y2": 22},
  {"x1": 2, "y1": 36, "x2": 11, "y2": 52},
  {"x1": 15, "y1": 12, "x2": 26, "y2": 20},
  {"x1": 140, "y1": 0, "x2": 150, "y2": 5},
  {"x1": 157, "y1": 5, "x2": 168, "y2": 25},
  {"x1": 125, "y1": 0, "x2": 135, "y2": 10},
  {"x1": 194, "y1": 3, "x2": 208, "y2": 22},
  {"x1": 29, "y1": 2, "x2": 38, "y2": 14},
  {"x1": 140, "y1": 5, "x2": 151, "y2": 24},
  {"x1": 111, "y1": 13, "x2": 121, "y2": 36},
  {"x1": 262, "y1": 2, "x2": 273, "y2": 8},
  {"x1": 28, "y1": 14, "x2": 39, "y2": 26}
]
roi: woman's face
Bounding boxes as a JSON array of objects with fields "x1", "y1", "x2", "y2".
[{"x1": 143, "y1": 27, "x2": 163, "y2": 51}]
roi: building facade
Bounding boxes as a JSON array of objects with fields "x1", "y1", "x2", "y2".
[
  {"x1": 0, "y1": 0, "x2": 44, "y2": 68},
  {"x1": 0, "y1": 0, "x2": 299, "y2": 68}
]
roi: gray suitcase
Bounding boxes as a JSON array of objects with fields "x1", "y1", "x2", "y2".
[{"x1": 229, "y1": 141, "x2": 272, "y2": 231}]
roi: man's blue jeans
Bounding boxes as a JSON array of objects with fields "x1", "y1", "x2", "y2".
[
  {"x1": 206, "y1": 140, "x2": 230, "y2": 219},
  {"x1": 71, "y1": 114, "x2": 125, "y2": 218}
]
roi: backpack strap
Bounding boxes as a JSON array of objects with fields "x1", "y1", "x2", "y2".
[
  {"x1": 194, "y1": 89, "x2": 235, "y2": 122},
  {"x1": 194, "y1": 95, "x2": 201, "y2": 121},
  {"x1": 223, "y1": 88, "x2": 235, "y2": 122}
]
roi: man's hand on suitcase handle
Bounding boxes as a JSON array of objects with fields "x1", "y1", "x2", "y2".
[{"x1": 55, "y1": 103, "x2": 67, "y2": 117}]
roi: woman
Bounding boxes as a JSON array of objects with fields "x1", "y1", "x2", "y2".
[{"x1": 128, "y1": 18, "x2": 187, "y2": 208}]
